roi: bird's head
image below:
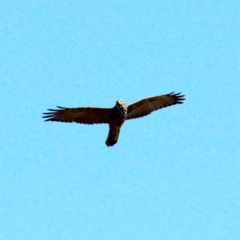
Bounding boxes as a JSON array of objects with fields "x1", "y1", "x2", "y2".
[
  {"x1": 116, "y1": 99, "x2": 124, "y2": 105},
  {"x1": 115, "y1": 99, "x2": 126, "y2": 110}
]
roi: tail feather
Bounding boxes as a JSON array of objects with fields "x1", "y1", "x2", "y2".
[{"x1": 105, "y1": 128, "x2": 120, "y2": 146}]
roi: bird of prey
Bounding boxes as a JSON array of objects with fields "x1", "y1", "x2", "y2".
[{"x1": 43, "y1": 92, "x2": 185, "y2": 146}]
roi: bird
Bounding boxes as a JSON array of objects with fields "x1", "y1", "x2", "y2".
[{"x1": 43, "y1": 92, "x2": 185, "y2": 146}]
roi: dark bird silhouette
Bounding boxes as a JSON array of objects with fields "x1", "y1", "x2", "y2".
[{"x1": 43, "y1": 92, "x2": 185, "y2": 146}]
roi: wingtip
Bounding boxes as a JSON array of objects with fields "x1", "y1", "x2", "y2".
[
  {"x1": 42, "y1": 115, "x2": 53, "y2": 119},
  {"x1": 168, "y1": 91, "x2": 186, "y2": 104},
  {"x1": 44, "y1": 106, "x2": 66, "y2": 112},
  {"x1": 171, "y1": 91, "x2": 185, "y2": 97}
]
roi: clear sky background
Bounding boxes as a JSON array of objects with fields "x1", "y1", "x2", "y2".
[{"x1": 1, "y1": 1, "x2": 239, "y2": 239}]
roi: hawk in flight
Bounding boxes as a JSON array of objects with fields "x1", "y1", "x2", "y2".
[{"x1": 43, "y1": 92, "x2": 185, "y2": 146}]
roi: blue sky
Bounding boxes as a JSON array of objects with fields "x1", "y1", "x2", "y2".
[{"x1": 1, "y1": 1, "x2": 239, "y2": 239}]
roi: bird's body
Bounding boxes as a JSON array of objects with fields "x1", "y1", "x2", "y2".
[
  {"x1": 43, "y1": 92, "x2": 185, "y2": 146},
  {"x1": 106, "y1": 100, "x2": 128, "y2": 146}
]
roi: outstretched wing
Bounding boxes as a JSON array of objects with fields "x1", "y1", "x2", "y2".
[
  {"x1": 43, "y1": 106, "x2": 111, "y2": 124},
  {"x1": 126, "y1": 92, "x2": 185, "y2": 120}
]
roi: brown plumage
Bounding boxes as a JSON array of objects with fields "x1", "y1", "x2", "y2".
[{"x1": 43, "y1": 92, "x2": 185, "y2": 146}]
